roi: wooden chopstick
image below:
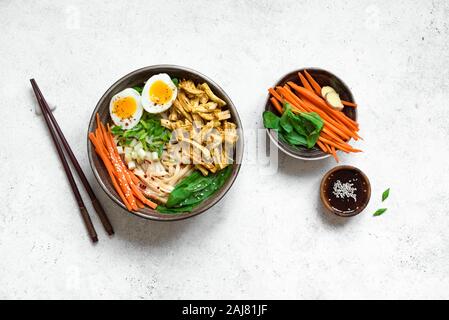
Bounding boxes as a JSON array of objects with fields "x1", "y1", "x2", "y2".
[
  {"x1": 30, "y1": 79, "x2": 114, "y2": 236},
  {"x1": 30, "y1": 79, "x2": 98, "y2": 243}
]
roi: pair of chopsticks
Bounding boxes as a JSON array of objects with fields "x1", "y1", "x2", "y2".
[{"x1": 30, "y1": 79, "x2": 114, "y2": 242}]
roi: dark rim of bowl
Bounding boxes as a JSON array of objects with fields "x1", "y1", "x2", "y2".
[
  {"x1": 319, "y1": 165, "x2": 371, "y2": 217},
  {"x1": 87, "y1": 64, "x2": 244, "y2": 221},
  {"x1": 264, "y1": 68, "x2": 357, "y2": 160}
]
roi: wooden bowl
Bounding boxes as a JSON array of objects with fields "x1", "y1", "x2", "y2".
[
  {"x1": 87, "y1": 65, "x2": 244, "y2": 221},
  {"x1": 264, "y1": 68, "x2": 357, "y2": 160},
  {"x1": 320, "y1": 165, "x2": 371, "y2": 217}
]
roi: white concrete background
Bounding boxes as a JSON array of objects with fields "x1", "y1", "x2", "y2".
[{"x1": 1, "y1": 0, "x2": 448, "y2": 299}]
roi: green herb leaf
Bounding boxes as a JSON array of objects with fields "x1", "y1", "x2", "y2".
[
  {"x1": 112, "y1": 113, "x2": 171, "y2": 157},
  {"x1": 171, "y1": 78, "x2": 179, "y2": 87},
  {"x1": 133, "y1": 86, "x2": 143, "y2": 94},
  {"x1": 111, "y1": 125, "x2": 124, "y2": 135},
  {"x1": 373, "y1": 208, "x2": 388, "y2": 216},
  {"x1": 382, "y1": 188, "x2": 390, "y2": 202}
]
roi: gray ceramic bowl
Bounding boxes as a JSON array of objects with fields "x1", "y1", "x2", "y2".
[
  {"x1": 87, "y1": 65, "x2": 244, "y2": 221},
  {"x1": 264, "y1": 68, "x2": 357, "y2": 160}
]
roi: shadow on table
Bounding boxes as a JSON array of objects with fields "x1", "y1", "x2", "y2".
[
  {"x1": 316, "y1": 192, "x2": 356, "y2": 228},
  {"x1": 90, "y1": 180, "x2": 224, "y2": 248},
  {"x1": 271, "y1": 139, "x2": 355, "y2": 228},
  {"x1": 262, "y1": 133, "x2": 332, "y2": 180}
]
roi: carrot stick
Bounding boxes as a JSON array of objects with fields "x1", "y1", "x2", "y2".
[
  {"x1": 89, "y1": 133, "x2": 113, "y2": 171},
  {"x1": 95, "y1": 128, "x2": 102, "y2": 145},
  {"x1": 133, "y1": 189, "x2": 158, "y2": 209},
  {"x1": 284, "y1": 88, "x2": 352, "y2": 141},
  {"x1": 304, "y1": 70, "x2": 322, "y2": 95},
  {"x1": 270, "y1": 89, "x2": 284, "y2": 105},
  {"x1": 135, "y1": 198, "x2": 145, "y2": 209},
  {"x1": 278, "y1": 88, "x2": 359, "y2": 151},
  {"x1": 103, "y1": 131, "x2": 138, "y2": 190},
  {"x1": 302, "y1": 97, "x2": 358, "y2": 135},
  {"x1": 330, "y1": 146, "x2": 339, "y2": 162},
  {"x1": 320, "y1": 133, "x2": 350, "y2": 153},
  {"x1": 287, "y1": 81, "x2": 329, "y2": 111},
  {"x1": 298, "y1": 72, "x2": 314, "y2": 92},
  {"x1": 95, "y1": 113, "x2": 102, "y2": 131},
  {"x1": 288, "y1": 79, "x2": 360, "y2": 132},
  {"x1": 105, "y1": 129, "x2": 158, "y2": 209},
  {"x1": 127, "y1": 176, "x2": 157, "y2": 209},
  {"x1": 319, "y1": 136, "x2": 351, "y2": 151},
  {"x1": 279, "y1": 86, "x2": 308, "y2": 111},
  {"x1": 326, "y1": 143, "x2": 333, "y2": 154},
  {"x1": 330, "y1": 140, "x2": 362, "y2": 153},
  {"x1": 327, "y1": 107, "x2": 359, "y2": 132},
  {"x1": 324, "y1": 105, "x2": 359, "y2": 130},
  {"x1": 92, "y1": 116, "x2": 159, "y2": 210},
  {"x1": 320, "y1": 137, "x2": 350, "y2": 152},
  {"x1": 316, "y1": 140, "x2": 328, "y2": 153},
  {"x1": 277, "y1": 86, "x2": 355, "y2": 143},
  {"x1": 288, "y1": 81, "x2": 360, "y2": 132},
  {"x1": 270, "y1": 97, "x2": 283, "y2": 114},
  {"x1": 275, "y1": 87, "x2": 308, "y2": 113},
  {"x1": 322, "y1": 141, "x2": 332, "y2": 154},
  {"x1": 105, "y1": 125, "x2": 139, "y2": 185},
  {"x1": 110, "y1": 171, "x2": 132, "y2": 210},
  {"x1": 100, "y1": 147, "x2": 138, "y2": 211},
  {"x1": 89, "y1": 133, "x2": 133, "y2": 211},
  {"x1": 325, "y1": 138, "x2": 362, "y2": 153},
  {"x1": 101, "y1": 125, "x2": 138, "y2": 210},
  {"x1": 271, "y1": 85, "x2": 362, "y2": 159},
  {"x1": 95, "y1": 114, "x2": 107, "y2": 147},
  {"x1": 104, "y1": 132, "x2": 139, "y2": 185},
  {"x1": 318, "y1": 141, "x2": 333, "y2": 154},
  {"x1": 268, "y1": 88, "x2": 283, "y2": 103},
  {"x1": 321, "y1": 127, "x2": 349, "y2": 145},
  {"x1": 285, "y1": 88, "x2": 354, "y2": 141},
  {"x1": 319, "y1": 136, "x2": 360, "y2": 153},
  {"x1": 127, "y1": 168, "x2": 141, "y2": 185},
  {"x1": 342, "y1": 100, "x2": 357, "y2": 108}
]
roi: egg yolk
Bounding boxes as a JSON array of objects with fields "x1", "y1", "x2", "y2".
[
  {"x1": 149, "y1": 80, "x2": 172, "y2": 104},
  {"x1": 112, "y1": 96, "x2": 137, "y2": 119}
]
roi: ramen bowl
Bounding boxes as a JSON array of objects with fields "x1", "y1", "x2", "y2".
[{"x1": 87, "y1": 65, "x2": 243, "y2": 221}]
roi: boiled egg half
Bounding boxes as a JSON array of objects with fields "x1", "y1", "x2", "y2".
[
  {"x1": 109, "y1": 88, "x2": 143, "y2": 129},
  {"x1": 141, "y1": 73, "x2": 177, "y2": 113}
]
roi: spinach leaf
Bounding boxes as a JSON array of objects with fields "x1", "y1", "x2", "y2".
[
  {"x1": 280, "y1": 108, "x2": 293, "y2": 133},
  {"x1": 263, "y1": 111, "x2": 280, "y2": 129},
  {"x1": 171, "y1": 78, "x2": 179, "y2": 87},
  {"x1": 262, "y1": 103, "x2": 324, "y2": 149},
  {"x1": 288, "y1": 112, "x2": 307, "y2": 136},
  {"x1": 157, "y1": 165, "x2": 233, "y2": 214},
  {"x1": 157, "y1": 204, "x2": 196, "y2": 213},
  {"x1": 282, "y1": 130, "x2": 308, "y2": 146},
  {"x1": 301, "y1": 112, "x2": 324, "y2": 130},
  {"x1": 292, "y1": 111, "x2": 323, "y2": 148}
]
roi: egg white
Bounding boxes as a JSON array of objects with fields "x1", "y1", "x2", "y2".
[
  {"x1": 141, "y1": 73, "x2": 177, "y2": 113},
  {"x1": 109, "y1": 88, "x2": 143, "y2": 129}
]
